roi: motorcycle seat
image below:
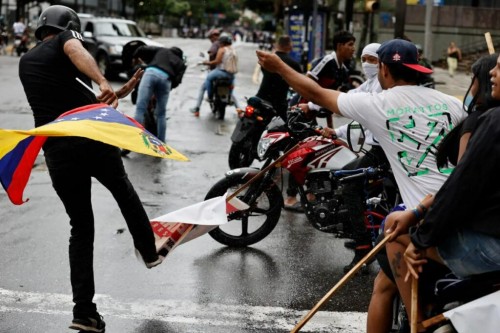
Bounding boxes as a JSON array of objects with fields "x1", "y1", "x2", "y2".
[{"x1": 434, "y1": 270, "x2": 500, "y2": 305}]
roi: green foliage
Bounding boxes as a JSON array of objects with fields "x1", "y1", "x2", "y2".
[
  {"x1": 135, "y1": 0, "x2": 190, "y2": 17},
  {"x1": 241, "y1": 0, "x2": 275, "y2": 13}
]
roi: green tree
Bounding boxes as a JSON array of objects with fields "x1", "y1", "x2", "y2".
[{"x1": 135, "y1": 0, "x2": 190, "y2": 18}]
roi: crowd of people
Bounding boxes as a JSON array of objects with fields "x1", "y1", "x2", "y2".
[
  {"x1": 8, "y1": 3, "x2": 500, "y2": 332},
  {"x1": 257, "y1": 35, "x2": 500, "y2": 333}
]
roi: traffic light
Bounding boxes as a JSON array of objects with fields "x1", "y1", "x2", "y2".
[{"x1": 365, "y1": 0, "x2": 380, "y2": 12}]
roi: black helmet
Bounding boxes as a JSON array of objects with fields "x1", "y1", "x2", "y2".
[
  {"x1": 35, "y1": 5, "x2": 81, "y2": 40},
  {"x1": 218, "y1": 34, "x2": 232, "y2": 45}
]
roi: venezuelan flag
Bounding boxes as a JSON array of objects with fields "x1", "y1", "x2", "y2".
[{"x1": 0, "y1": 103, "x2": 188, "y2": 205}]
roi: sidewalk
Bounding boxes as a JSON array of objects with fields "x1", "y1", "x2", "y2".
[{"x1": 432, "y1": 66, "x2": 471, "y2": 100}]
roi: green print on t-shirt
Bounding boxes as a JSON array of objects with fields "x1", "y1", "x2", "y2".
[
  {"x1": 386, "y1": 112, "x2": 454, "y2": 177},
  {"x1": 385, "y1": 103, "x2": 449, "y2": 117}
]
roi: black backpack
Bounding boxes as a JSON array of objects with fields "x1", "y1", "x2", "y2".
[{"x1": 170, "y1": 47, "x2": 187, "y2": 89}]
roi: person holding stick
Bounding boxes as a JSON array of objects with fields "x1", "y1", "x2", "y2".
[
  {"x1": 384, "y1": 52, "x2": 500, "y2": 330},
  {"x1": 257, "y1": 38, "x2": 467, "y2": 332}
]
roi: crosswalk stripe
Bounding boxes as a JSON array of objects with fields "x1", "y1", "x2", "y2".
[{"x1": 0, "y1": 287, "x2": 366, "y2": 332}]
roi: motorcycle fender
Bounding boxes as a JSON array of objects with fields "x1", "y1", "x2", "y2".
[
  {"x1": 231, "y1": 118, "x2": 258, "y2": 143},
  {"x1": 224, "y1": 167, "x2": 261, "y2": 182}
]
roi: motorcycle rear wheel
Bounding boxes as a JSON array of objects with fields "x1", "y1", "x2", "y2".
[{"x1": 205, "y1": 176, "x2": 283, "y2": 247}]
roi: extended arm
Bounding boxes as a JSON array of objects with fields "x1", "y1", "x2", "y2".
[
  {"x1": 63, "y1": 38, "x2": 118, "y2": 107},
  {"x1": 205, "y1": 47, "x2": 224, "y2": 66},
  {"x1": 256, "y1": 50, "x2": 342, "y2": 115}
]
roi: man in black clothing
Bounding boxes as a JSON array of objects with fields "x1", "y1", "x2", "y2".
[
  {"x1": 18, "y1": 5, "x2": 162, "y2": 332},
  {"x1": 255, "y1": 35, "x2": 302, "y2": 121}
]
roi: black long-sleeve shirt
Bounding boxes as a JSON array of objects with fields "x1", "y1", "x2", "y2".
[{"x1": 412, "y1": 107, "x2": 500, "y2": 249}]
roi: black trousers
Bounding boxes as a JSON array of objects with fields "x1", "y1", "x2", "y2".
[
  {"x1": 44, "y1": 137, "x2": 157, "y2": 318},
  {"x1": 342, "y1": 145, "x2": 388, "y2": 246}
]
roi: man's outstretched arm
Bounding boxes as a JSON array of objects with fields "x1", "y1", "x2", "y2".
[{"x1": 256, "y1": 50, "x2": 342, "y2": 115}]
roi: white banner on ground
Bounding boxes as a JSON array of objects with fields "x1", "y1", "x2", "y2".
[
  {"x1": 150, "y1": 193, "x2": 248, "y2": 258},
  {"x1": 444, "y1": 290, "x2": 500, "y2": 333}
]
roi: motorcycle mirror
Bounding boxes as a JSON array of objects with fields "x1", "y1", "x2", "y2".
[{"x1": 346, "y1": 121, "x2": 366, "y2": 153}]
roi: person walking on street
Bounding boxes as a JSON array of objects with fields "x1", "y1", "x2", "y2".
[
  {"x1": 447, "y1": 41, "x2": 461, "y2": 77},
  {"x1": 132, "y1": 45, "x2": 186, "y2": 142},
  {"x1": 18, "y1": 5, "x2": 163, "y2": 332}
]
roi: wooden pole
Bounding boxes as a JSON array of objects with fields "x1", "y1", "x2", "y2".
[
  {"x1": 290, "y1": 235, "x2": 391, "y2": 332},
  {"x1": 411, "y1": 277, "x2": 419, "y2": 333},
  {"x1": 226, "y1": 142, "x2": 300, "y2": 202},
  {"x1": 485, "y1": 32, "x2": 495, "y2": 55}
]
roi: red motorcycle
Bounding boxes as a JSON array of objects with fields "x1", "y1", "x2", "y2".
[{"x1": 205, "y1": 109, "x2": 399, "y2": 247}]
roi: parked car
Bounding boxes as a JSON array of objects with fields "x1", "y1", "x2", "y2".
[{"x1": 78, "y1": 14, "x2": 163, "y2": 78}]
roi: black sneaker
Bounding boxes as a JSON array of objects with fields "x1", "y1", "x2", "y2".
[
  {"x1": 69, "y1": 314, "x2": 105, "y2": 332},
  {"x1": 344, "y1": 240, "x2": 356, "y2": 250}
]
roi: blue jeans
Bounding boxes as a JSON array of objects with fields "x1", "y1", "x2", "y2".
[
  {"x1": 135, "y1": 67, "x2": 171, "y2": 142},
  {"x1": 437, "y1": 229, "x2": 500, "y2": 278},
  {"x1": 43, "y1": 137, "x2": 157, "y2": 318},
  {"x1": 195, "y1": 69, "x2": 240, "y2": 109}
]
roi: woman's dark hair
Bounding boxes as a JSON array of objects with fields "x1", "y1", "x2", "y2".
[
  {"x1": 436, "y1": 53, "x2": 500, "y2": 168},
  {"x1": 463, "y1": 53, "x2": 500, "y2": 113}
]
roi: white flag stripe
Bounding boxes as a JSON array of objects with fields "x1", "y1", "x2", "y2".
[
  {"x1": 0, "y1": 287, "x2": 365, "y2": 332},
  {"x1": 152, "y1": 195, "x2": 228, "y2": 226},
  {"x1": 227, "y1": 196, "x2": 249, "y2": 211},
  {"x1": 443, "y1": 290, "x2": 500, "y2": 333}
]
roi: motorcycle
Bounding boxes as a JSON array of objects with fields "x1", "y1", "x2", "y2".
[
  {"x1": 205, "y1": 109, "x2": 399, "y2": 246},
  {"x1": 13, "y1": 33, "x2": 29, "y2": 57},
  {"x1": 389, "y1": 269, "x2": 500, "y2": 333},
  {"x1": 209, "y1": 77, "x2": 234, "y2": 120},
  {"x1": 228, "y1": 96, "x2": 278, "y2": 169}
]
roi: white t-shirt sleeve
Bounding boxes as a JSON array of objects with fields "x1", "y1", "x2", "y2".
[{"x1": 337, "y1": 92, "x2": 381, "y2": 123}]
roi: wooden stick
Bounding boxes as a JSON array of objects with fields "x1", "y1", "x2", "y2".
[
  {"x1": 421, "y1": 313, "x2": 447, "y2": 329},
  {"x1": 485, "y1": 32, "x2": 495, "y2": 55},
  {"x1": 226, "y1": 142, "x2": 300, "y2": 202},
  {"x1": 411, "y1": 276, "x2": 419, "y2": 333},
  {"x1": 290, "y1": 234, "x2": 391, "y2": 332}
]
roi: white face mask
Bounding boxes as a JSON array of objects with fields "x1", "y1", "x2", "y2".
[{"x1": 362, "y1": 62, "x2": 379, "y2": 79}]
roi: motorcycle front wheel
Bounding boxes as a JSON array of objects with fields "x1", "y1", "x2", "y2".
[
  {"x1": 205, "y1": 176, "x2": 283, "y2": 247},
  {"x1": 228, "y1": 142, "x2": 255, "y2": 169}
]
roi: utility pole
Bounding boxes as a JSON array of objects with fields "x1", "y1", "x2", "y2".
[
  {"x1": 394, "y1": 0, "x2": 406, "y2": 38},
  {"x1": 311, "y1": 0, "x2": 318, "y2": 59},
  {"x1": 424, "y1": 0, "x2": 433, "y2": 61},
  {"x1": 345, "y1": 0, "x2": 354, "y2": 32}
]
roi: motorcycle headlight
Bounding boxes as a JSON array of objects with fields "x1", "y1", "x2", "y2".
[{"x1": 257, "y1": 136, "x2": 273, "y2": 160}]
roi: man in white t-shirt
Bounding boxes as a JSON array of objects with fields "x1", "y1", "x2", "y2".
[
  {"x1": 257, "y1": 38, "x2": 466, "y2": 209},
  {"x1": 256, "y1": 39, "x2": 467, "y2": 332}
]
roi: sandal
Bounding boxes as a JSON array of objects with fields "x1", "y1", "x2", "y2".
[{"x1": 284, "y1": 201, "x2": 304, "y2": 213}]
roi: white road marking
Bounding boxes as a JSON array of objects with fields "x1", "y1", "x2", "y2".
[{"x1": 0, "y1": 287, "x2": 366, "y2": 332}]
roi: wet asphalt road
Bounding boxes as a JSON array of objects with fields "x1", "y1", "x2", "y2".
[{"x1": 0, "y1": 37, "x2": 469, "y2": 333}]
